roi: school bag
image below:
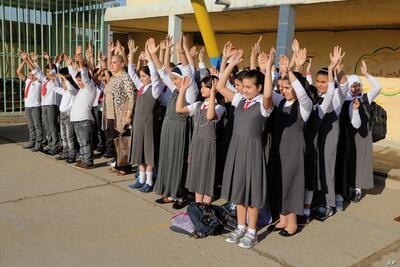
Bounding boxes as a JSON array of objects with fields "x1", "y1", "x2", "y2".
[
  {"x1": 361, "y1": 94, "x2": 387, "y2": 143},
  {"x1": 187, "y1": 202, "x2": 237, "y2": 238},
  {"x1": 170, "y1": 212, "x2": 195, "y2": 236}
]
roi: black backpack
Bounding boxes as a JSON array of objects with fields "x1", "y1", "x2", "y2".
[{"x1": 362, "y1": 94, "x2": 387, "y2": 143}]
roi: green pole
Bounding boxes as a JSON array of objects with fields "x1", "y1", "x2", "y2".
[
  {"x1": 33, "y1": 0, "x2": 36, "y2": 59},
  {"x1": 25, "y1": 0, "x2": 28, "y2": 53},
  {"x1": 62, "y1": 0, "x2": 65, "y2": 54},
  {"x1": 9, "y1": 0, "x2": 15, "y2": 112},
  {"x1": 100, "y1": 2, "x2": 104, "y2": 55},
  {"x1": 47, "y1": 0, "x2": 51, "y2": 57},
  {"x1": 17, "y1": 0, "x2": 22, "y2": 112},
  {"x1": 94, "y1": 1, "x2": 98, "y2": 65},
  {"x1": 88, "y1": 0, "x2": 91, "y2": 48},
  {"x1": 40, "y1": 0, "x2": 44, "y2": 69},
  {"x1": 82, "y1": 0, "x2": 85, "y2": 53},
  {"x1": 55, "y1": 0, "x2": 58, "y2": 57},
  {"x1": 1, "y1": 0, "x2": 6, "y2": 112},
  {"x1": 69, "y1": 0, "x2": 72, "y2": 56},
  {"x1": 75, "y1": 0, "x2": 78, "y2": 52}
]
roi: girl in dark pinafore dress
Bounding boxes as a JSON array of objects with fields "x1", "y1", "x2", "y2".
[
  {"x1": 147, "y1": 37, "x2": 198, "y2": 209},
  {"x1": 176, "y1": 76, "x2": 225, "y2": 204},
  {"x1": 336, "y1": 61, "x2": 381, "y2": 203},
  {"x1": 127, "y1": 40, "x2": 163, "y2": 193},
  {"x1": 269, "y1": 51, "x2": 312, "y2": 237},
  {"x1": 217, "y1": 49, "x2": 274, "y2": 249}
]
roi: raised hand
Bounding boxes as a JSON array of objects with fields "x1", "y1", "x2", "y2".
[
  {"x1": 210, "y1": 66, "x2": 219, "y2": 77},
  {"x1": 230, "y1": 49, "x2": 244, "y2": 66},
  {"x1": 199, "y1": 46, "x2": 206, "y2": 63},
  {"x1": 160, "y1": 40, "x2": 167, "y2": 50},
  {"x1": 279, "y1": 54, "x2": 289, "y2": 75},
  {"x1": 211, "y1": 77, "x2": 217, "y2": 95},
  {"x1": 267, "y1": 47, "x2": 275, "y2": 67},
  {"x1": 55, "y1": 52, "x2": 65, "y2": 64},
  {"x1": 76, "y1": 45, "x2": 82, "y2": 56},
  {"x1": 182, "y1": 34, "x2": 190, "y2": 52},
  {"x1": 329, "y1": 46, "x2": 344, "y2": 70},
  {"x1": 86, "y1": 43, "x2": 93, "y2": 58},
  {"x1": 42, "y1": 51, "x2": 50, "y2": 60},
  {"x1": 291, "y1": 39, "x2": 300, "y2": 53},
  {"x1": 108, "y1": 41, "x2": 115, "y2": 54},
  {"x1": 19, "y1": 50, "x2": 28, "y2": 60},
  {"x1": 258, "y1": 52, "x2": 269, "y2": 71},
  {"x1": 63, "y1": 54, "x2": 73, "y2": 66},
  {"x1": 294, "y1": 48, "x2": 307, "y2": 69},
  {"x1": 353, "y1": 98, "x2": 360, "y2": 110},
  {"x1": 179, "y1": 75, "x2": 191, "y2": 93},
  {"x1": 360, "y1": 60, "x2": 368, "y2": 76},
  {"x1": 128, "y1": 39, "x2": 138, "y2": 54},
  {"x1": 30, "y1": 52, "x2": 39, "y2": 62},
  {"x1": 176, "y1": 35, "x2": 184, "y2": 53},
  {"x1": 147, "y1": 38, "x2": 160, "y2": 55},
  {"x1": 222, "y1": 41, "x2": 233, "y2": 59},
  {"x1": 189, "y1": 46, "x2": 198, "y2": 58},
  {"x1": 306, "y1": 58, "x2": 312, "y2": 73}
]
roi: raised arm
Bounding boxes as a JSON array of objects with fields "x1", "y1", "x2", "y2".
[
  {"x1": 85, "y1": 44, "x2": 95, "y2": 71},
  {"x1": 220, "y1": 41, "x2": 233, "y2": 75},
  {"x1": 198, "y1": 46, "x2": 208, "y2": 80},
  {"x1": 164, "y1": 35, "x2": 174, "y2": 74},
  {"x1": 360, "y1": 60, "x2": 382, "y2": 103},
  {"x1": 145, "y1": 41, "x2": 162, "y2": 99},
  {"x1": 250, "y1": 36, "x2": 262, "y2": 70},
  {"x1": 263, "y1": 47, "x2": 275, "y2": 112},
  {"x1": 175, "y1": 76, "x2": 191, "y2": 114},
  {"x1": 177, "y1": 35, "x2": 189, "y2": 66},
  {"x1": 107, "y1": 41, "x2": 115, "y2": 70},
  {"x1": 16, "y1": 59, "x2": 27, "y2": 81},
  {"x1": 207, "y1": 78, "x2": 218, "y2": 121},
  {"x1": 75, "y1": 46, "x2": 94, "y2": 89},
  {"x1": 306, "y1": 58, "x2": 312, "y2": 85},
  {"x1": 216, "y1": 49, "x2": 243, "y2": 103},
  {"x1": 43, "y1": 51, "x2": 55, "y2": 73}
]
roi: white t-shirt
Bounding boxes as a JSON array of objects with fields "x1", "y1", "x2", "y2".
[{"x1": 23, "y1": 78, "x2": 42, "y2": 108}]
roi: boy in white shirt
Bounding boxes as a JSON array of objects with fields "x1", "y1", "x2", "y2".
[
  {"x1": 17, "y1": 53, "x2": 43, "y2": 151},
  {"x1": 67, "y1": 47, "x2": 97, "y2": 169}
]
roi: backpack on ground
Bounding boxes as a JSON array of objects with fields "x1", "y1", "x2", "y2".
[{"x1": 170, "y1": 212, "x2": 195, "y2": 236}]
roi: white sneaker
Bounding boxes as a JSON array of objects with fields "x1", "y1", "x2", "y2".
[
  {"x1": 238, "y1": 232, "x2": 258, "y2": 249},
  {"x1": 225, "y1": 228, "x2": 245, "y2": 244}
]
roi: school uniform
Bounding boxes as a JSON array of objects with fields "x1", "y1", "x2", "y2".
[
  {"x1": 128, "y1": 62, "x2": 162, "y2": 166},
  {"x1": 185, "y1": 100, "x2": 225, "y2": 197},
  {"x1": 92, "y1": 83, "x2": 106, "y2": 153},
  {"x1": 69, "y1": 68, "x2": 97, "y2": 166},
  {"x1": 336, "y1": 75, "x2": 381, "y2": 199},
  {"x1": 54, "y1": 82, "x2": 76, "y2": 160},
  {"x1": 269, "y1": 80, "x2": 312, "y2": 216},
  {"x1": 32, "y1": 68, "x2": 60, "y2": 152},
  {"x1": 221, "y1": 93, "x2": 271, "y2": 209},
  {"x1": 23, "y1": 77, "x2": 43, "y2": 150},
  {"x1": 154, "y1": 65, "x2": 198, "y2": 200}
]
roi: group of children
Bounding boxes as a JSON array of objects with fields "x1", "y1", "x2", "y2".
[{"x1": 18, "y1": 36, "x2": 381, "y2": 249}]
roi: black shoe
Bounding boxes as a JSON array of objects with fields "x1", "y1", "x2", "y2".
[
  {"x1": 172, "y1": 201, "x2": 186, "y2": 210},
  {"x1": 311, "y1": 206, "x2": 336, "y2": 221},
  {"x1": 267, "y1": 224, "x2": 285, "y2": 232},
  {"x1": 23, "y1": 143, "x2": 35, "y2": 149},
  {"x1": 351, "y1": 190, "x2": 362, "y2": 203},
  {"x1": 102, "y1": 153, "x2": 114, "y2": 159},
  {"x1": 55, "y1": 155, "x2": 67, "y2": 160},
  {"x1": 45, "y1": 150, "x2": 58, "y2": 156},
  {"x1": 297, "y1": 215, "x2": 311, "y2": 226},
  {"x1": 31, "y1": 147, "x2": 42, "y2": 152},
  {"x1": 65, "y1": 158, "x2": 76, "y2": 164},
  {"x1": 279, "y1": 229, "x2": 298, "y2": 237}
]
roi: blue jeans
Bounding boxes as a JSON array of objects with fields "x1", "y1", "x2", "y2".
[{"x1": 73, "y1": 120, "x2": 94, "y2": 165}]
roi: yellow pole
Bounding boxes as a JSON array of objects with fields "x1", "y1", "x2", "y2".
[{"x1": 190, "y1": 0, "x2": 221, "y2": 67}]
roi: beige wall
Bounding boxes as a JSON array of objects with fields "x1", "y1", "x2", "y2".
[{"x1": 130, "y1": 29, "x2": 400, "y2": 144}]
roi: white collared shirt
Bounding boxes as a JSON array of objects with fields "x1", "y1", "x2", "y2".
[
  {"x1": 54, "y1": 82, "x2": 76, "y2": 114},
  {"x1": 23, "y1": 78, "x2": 42, "y2": 108},
  {"x1": 70, "y1": 68, "x2": 96, "y2": 122},
  {"x1": 232, "y1": 93, "x2": 272, "y2": 117},
  {"x1": 128, "y1": 62, "x2": 162, "y2": 99},
  {"x1": 187, "y1": 100, "x2": 226, "y2": 122},
  {"x1": 32, "y1": 68, "x2": 60, "y2": 106}
]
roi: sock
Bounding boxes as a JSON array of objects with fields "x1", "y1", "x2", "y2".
[
  {"x1": 304, "y1": 208, "x2": 310, "y2": 217},
  {"x1": 304, "y1": 190, "x2": 313, "y2": 205},
  {"x1": 247, "y1": 228, "x2": 256, "y2": 236},
  {"x1": 335, "y1": 194, "x2": 344, "y2": 202},
  {"x1": 145, "y1": 171, "x2": 153, "y2": 186},
  {"x1": 237, "y1": 224, "x2": 246, "y2": 232},
  {"x1": 138, "y1": 171, "x2": 146, "y2": 184},
  {"x1": 355, "y1": 188, "x2": 361, "y2": 194}
]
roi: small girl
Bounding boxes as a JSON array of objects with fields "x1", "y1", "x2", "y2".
[
  {"x1": 217, "y1": 48, "x2": 274, "y2": 249},
  {"x1": 176, "y1": 75, "x2": 225, "y2": 204},
  {"x1": 127, "y1": 39, "x2": 163, "y2": 193}
]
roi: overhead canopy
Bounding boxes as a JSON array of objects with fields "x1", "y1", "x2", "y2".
[{"x1": 105, "y1": 0, "x2": 400, "y2": 33}]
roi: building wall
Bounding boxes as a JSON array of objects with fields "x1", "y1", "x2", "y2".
[{"x1": 131, "y1": 29, "x2": 400, "y2": 144}]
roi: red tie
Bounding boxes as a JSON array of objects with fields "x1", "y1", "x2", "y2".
[
  {"x1": 201, "y1": 103, "x2": 207, "y2": 110},
  {"x1": 137, "y1": 85, "x2": 145, "y2": 96},
  {"x1": 24, "y1": 80, "x2": 34, "y2": 98},
  {"x1": 243, "y1": 98, "x2": 253, "y2": 110},
  {"x1": 41, "y1": 80, "x2": 49, "y2": 96}
]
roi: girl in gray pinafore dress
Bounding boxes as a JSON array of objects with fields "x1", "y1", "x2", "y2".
[
  {"x1": 127, "y1": 59, "x2": 163, "y2": 193},
  {"x1": 269, "y1": 71, "x2": 312, "y2": 236},
  {"x1": 176, "y1": 76, "x2": 225, "y2": 204}
]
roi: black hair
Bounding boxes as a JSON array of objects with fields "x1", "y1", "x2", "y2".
[
  {"x1": 139, "y1": 65, "x2": 150, "y2": 77},
  {"x1": 231, "y1": 65, "x2": 239, "y2": 76},
  {"x1": 242, "y1": 69, "x2": 265, "y2": 87},
  {"x1": 233, "y1": 70, "x2": 248, "y2": 82},
  {"x1": 317, "y1": 67, "x2": 329, "y2": 76},
  {"x1": 200, "y1": 75, "x2": 218, "y2": 89},
  {"x1": 75, "y1": 70, "x2": 92, "y2": 81},
  {"x1": 59, "y1": 67, "x2": 70, "y2": 76},
  {"x1": 45, "y1": 64, "x2": 57, "y2": 72}
]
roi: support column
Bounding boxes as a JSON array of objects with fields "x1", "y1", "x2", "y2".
[
  {"x1": 102, "y1": 22, "x2": 111, "y2": 54},
  {"x1": 275, "y1": 5, "x2": 295, "y2": 65},
  {"x1": 168, "y1": 14, "x2": 182, "y2": 64}
]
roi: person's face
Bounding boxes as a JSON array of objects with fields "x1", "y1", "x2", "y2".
[
  {"x1": 200, "y1": 82, "x2": 211, "y2": 98},
  {"x1": 75, "y1": 77, "x2": 84, "y2": 89},
  {"x1": 281, "y1": 79, "x2": 297, "y2": 101},
  {"x1": 316, "y1": 74, "x2": 328, "y2": 94},
  {"x1": 278, "y1": 79, "x2": 283, "y2": 95},
  {"x1": 351, "y1": 82, "x2": 362, "y2": 96},
  {"x1": 242, "y1": 77, "x2": 261, "y2": 100},
  {"x1": 27, "y1": 72, "x2": 35, "y2": 80},
  {"x1": 234, "y1": 79, "x2": 244, "y2": 93},
  {"x1": 171, "y1": 74, "x2": 182, "y2": 88},
  {"x1": 110, "y1": 56, "x2": 124, "y2": 73},
  {"x1": 139, "y1": 70, "x2": 151, "y2": 86}
]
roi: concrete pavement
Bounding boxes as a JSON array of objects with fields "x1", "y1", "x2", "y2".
[{"x1": 0, "y1": 123, "x2": 399, "y2": 267}]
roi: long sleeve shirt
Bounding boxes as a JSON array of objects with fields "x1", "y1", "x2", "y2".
[
  {"x1": 128, "y1": 62, "x2": 162, "y2": 99},
  {"x1": 157, "y1": 64, "x2": 198, "y2": 104},
  {"x1": 272, "y1": 79, "x2": 313, "y2": 121},
  {"x1": 32, "y1": 67, "x2": 60, "y2": 106},
  {"x1": 70, "y1": 68, "x2": 97, "y2": 122},
  {"x1": 54, "y1": 81, "x2": 76, "y2": 113}
]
